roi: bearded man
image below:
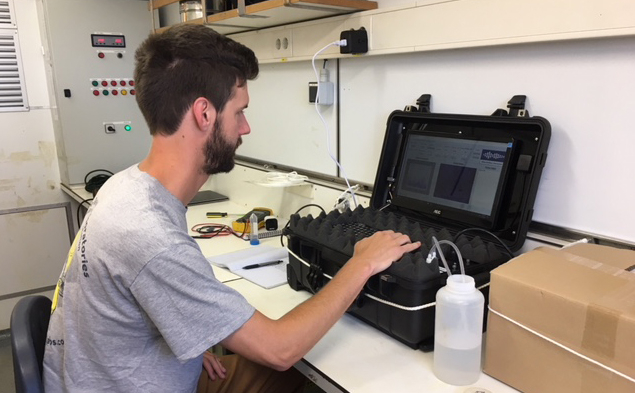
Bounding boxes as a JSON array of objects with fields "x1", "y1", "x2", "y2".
[{"x1": 43, "y1": 24, "x2": 420, "y2": 393}]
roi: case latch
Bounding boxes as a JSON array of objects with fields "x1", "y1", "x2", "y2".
[
  {"x1": 379, "y1": 273, "x2": 397, "y2": 297},
  {"x1": 306, "y1": 262, "x2": 324, "y2": 294},
  {"x1": 492, "y1": 95, "x2": 529, "y2": 117}
]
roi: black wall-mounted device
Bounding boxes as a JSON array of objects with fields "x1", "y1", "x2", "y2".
[{"x1": 340, "y1": 27, "x2": 368, "y2": 55}]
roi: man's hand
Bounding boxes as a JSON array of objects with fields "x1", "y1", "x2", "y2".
[
  {"x1": 203, "y1": 351, "x2": 226, "y2": 381},
  {"x1": 219, "y1": 231, "x2": 421, "y2": 371},
  {"x1": 351, "y1": 230, "x2": 421, "y2": 276}
]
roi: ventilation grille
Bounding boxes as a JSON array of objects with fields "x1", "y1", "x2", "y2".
[
  {"x1": 0, "y1": 1, "x2": 15, "y2": 29},
  {"x1": 0, "y1": 30, "x2": 27, "y2": 111}
]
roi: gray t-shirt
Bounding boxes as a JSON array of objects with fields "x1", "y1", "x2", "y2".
[{"x1": 43, "y1": 165, "x2": 255, "y2": 393}]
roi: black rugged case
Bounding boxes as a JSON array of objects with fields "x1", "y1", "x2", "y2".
[{"x1": 286, "y1": 96, "x2": 551, "y2": 350}]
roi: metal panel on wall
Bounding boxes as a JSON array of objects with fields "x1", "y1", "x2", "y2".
[{"x1": 43, "y1": 0, "x2": 152, "y2": 185}]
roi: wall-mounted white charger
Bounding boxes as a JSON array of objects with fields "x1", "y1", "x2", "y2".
[
  {"x1": 318, "y1": 68, "x2": 334, "y2": 106},
  {"x1": 309, "y1": 68, "x2": 334, "y2": 106}
]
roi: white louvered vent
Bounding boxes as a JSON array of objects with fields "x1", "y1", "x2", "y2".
[
  {"x1": 0, "y1": 28, "x2": 28, "y2": 111},
  {"x1": 0, "y1": 1, "x2": 15, "y2": 29}
]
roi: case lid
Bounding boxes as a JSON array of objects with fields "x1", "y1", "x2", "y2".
[{"x1": 370, "y1": 106, "x2": 550, "y2": 252}]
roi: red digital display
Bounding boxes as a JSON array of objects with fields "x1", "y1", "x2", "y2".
[{"x1": 91, "y1": 34, "x2": 126, "y2": 48}]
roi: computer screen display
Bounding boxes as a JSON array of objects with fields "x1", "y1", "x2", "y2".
[{"x1": 393, "y1": 132, "x2": 514, "y2": 226}]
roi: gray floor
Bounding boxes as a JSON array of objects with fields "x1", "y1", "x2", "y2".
[{"x1": 0, "y1": 332, "x2": 15, "y2": 393}]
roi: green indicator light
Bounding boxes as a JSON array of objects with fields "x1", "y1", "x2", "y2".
[
  {"x1": 124, "y1": 125, "x2": 132, "y2": 131},
  {"x1": 103, "y1": 90, "x2": 109, "y2": 96},
  {"x1": 91, "y1": 81, "x2": 98, "y2": 86}
]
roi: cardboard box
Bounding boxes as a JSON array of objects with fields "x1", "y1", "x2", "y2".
[{"x1": 484, "y1": 243, "x2": 635, "y2": 393}]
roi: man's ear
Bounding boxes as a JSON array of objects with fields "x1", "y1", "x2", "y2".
[{"x1": 191, "y1": 97, "x2": 217, "y2": 134}]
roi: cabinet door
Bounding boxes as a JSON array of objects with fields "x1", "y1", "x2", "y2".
[{"x1": 0, "y1": 204, "x2": 72, "y2": 329}]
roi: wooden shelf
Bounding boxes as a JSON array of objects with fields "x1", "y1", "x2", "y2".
[{"x1": 150, "y1": 0, "x2": 377, "y2": 34}]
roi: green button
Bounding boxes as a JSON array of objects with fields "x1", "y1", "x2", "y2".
[
  {"x1": 92, "y1": 80, "x2": 98, "y2": 86},
  {"x1": 103, "y1": 90, "x2": 109, "y2": 96}
]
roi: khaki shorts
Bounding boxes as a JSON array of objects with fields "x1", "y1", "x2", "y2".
[{"x1": 197, "y1": 354, "x2": 306, "y2": 393}]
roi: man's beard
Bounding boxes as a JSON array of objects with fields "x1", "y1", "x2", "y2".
[{"x1": 201, "y1": 118, "x2": 242, "y2": 175}]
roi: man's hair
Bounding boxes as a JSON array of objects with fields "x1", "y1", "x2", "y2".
[{"x1": 134, "y1": 24, "x2": 259, "y2": 136}]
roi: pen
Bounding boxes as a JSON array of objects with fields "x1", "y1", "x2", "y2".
[
  {"x1": 206, "y1": 212, "x2": 227, "y2": 217},
  {"x1": 242, "y1": 260, "x2": 283, "y2": 270}
]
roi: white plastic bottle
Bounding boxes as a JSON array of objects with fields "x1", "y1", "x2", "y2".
[{"x1": 433, "y1": 274, "x2": 485, "y2": 386}]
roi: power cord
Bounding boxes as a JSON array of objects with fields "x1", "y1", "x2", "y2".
[
  {"x1": 311, "y1": 40, "x2": 359, "y2": 208},
  {"x1": 84, "y1": 169, "x2": 113, "y2": 197},
  {"x1": 452, "y1": 227, "x2": 515, "y2": 259},
  {"x1": 76, "y1": 198, "x2": 93, "y2": 228},
  {"x1": 263, "y1": 171, "x2": 308, "y2": 186},
  {"x1": 280, "y1": 203, "x2": 327, "y2": 247},
  {"x1": 191, "y1": 223, "x2": 247, "y2": 240}
]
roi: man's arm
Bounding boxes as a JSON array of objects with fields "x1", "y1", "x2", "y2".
[{"x1": 221, "y1": 230, "x2": 421, "y2": 371}]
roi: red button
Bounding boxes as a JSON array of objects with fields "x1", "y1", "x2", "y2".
[
  {"x1": 111, "y1": 81, "x2": 117, "y2": 86},
  {"x1": 98, "y1": 52, "x2": 105, "y2": 59},
  {"x1": 93, "y1": 90, "x2": 100, "y2": 96},
  {"x1": 130, "y1": 89, "x2": 135, "y2": 95},
  {"x1": 129, "y1": 80, "x2": 135, "y2": 86},
  {"x1": 120, "y1": 80, "x2": 127, "y2": 86},
  {"x1": 112, "y1": 90, "x2": 118, "y2": 96},
  {"x1": 101, "y1": 81, "x2": 108, "y2": 87}
]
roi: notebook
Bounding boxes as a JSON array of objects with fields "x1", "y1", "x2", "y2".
[{"x1": 207, "y1": 246, "x2": 289, "y2": 289}]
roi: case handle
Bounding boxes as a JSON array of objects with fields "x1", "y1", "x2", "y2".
[
  {"x1": 404, "y1": 94, "x2": 431, "y2": 113},
  {"x1": 492, "y1": 95, "x2": 529, "y2": 117}
]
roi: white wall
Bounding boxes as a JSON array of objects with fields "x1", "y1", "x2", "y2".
[
  {"x1": 336, "y1": 37, "x2": 635, "y2": 244},
  {"x1": 240, "y1": 60, "x2": 339, "y2": 176},
  {"x1": 0, "y1": 0, "x2": 64, "y2": 210},
  {"x1": 374, "y1": 0, "x2": 418, "y2": 9},
  {"x1": 238, "y1": 2, "x2": 635, "y2": 245},
  {"x1": 0, "y1": 0, "x2": 71, "y2": 330}
]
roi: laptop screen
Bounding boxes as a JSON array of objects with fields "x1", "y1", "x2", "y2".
[{"x1": 392, "y1": 132, "x2": 514, "y2": 229}]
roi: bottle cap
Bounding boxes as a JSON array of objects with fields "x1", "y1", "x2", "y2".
[{"x1": 446, "y1": 274, "x2": 475, "y2": 293}]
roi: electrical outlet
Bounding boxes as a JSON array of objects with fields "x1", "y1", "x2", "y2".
[{"x1": 273, "y1": 34, "x2": 292, "y2": 59}]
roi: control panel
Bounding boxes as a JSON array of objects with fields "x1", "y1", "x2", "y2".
[{"x1": 44, "y1": 0, "x2": 151, "y2": 185}]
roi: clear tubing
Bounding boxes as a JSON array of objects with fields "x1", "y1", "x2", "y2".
[
  {"x1": 432, "y1": 236, "x2": 452, "y2": 276},
  {"x1": 431, "y1": 237, "x2": 466, "y2": 281},
  {"x1": 438, "y1": 240, "x2": 465, "y2": 277}
]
